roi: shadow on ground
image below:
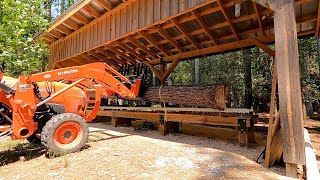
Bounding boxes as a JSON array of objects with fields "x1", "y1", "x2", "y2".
[{"x1": 0, "y1": 143, "x2": 46, "y2": 166}]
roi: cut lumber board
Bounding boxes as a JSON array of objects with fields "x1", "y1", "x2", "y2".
[
  {"x1": 142, "y1": 85, "x2": 227, "y2": 110},
  {"x1": 304, "y1": 128, "x2": 320, "y2": 180}
]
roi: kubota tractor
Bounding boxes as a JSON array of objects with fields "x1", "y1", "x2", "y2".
[{"x1": 0, "y1": 63, "x2": 141, "y2": 154}]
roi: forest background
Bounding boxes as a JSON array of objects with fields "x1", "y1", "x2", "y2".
[{"x1": 0, "y1": 0, "x2": 319, "y2": 115}]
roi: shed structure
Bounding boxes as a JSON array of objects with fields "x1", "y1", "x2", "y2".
[{"x1": 44, "y1": 0, "x2": 320, "y2": 177}]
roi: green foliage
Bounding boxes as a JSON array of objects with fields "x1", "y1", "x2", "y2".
[
  {"x1": 199, "y1": 52, "x2": 245, "y2": 107},
  {"x1": 298, "y1": 37, "x2": 320, "y2": 103},
  {"x1": 0, "y1": 0, "x2": 49, "y2": 76},
  {"x1": 171, "y1": 60, "x2": 195, "y2": 85}
]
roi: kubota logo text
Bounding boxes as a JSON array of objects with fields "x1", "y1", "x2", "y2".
[{"x1": 57, "y1": 69, "x2": 79, "y2": 76}]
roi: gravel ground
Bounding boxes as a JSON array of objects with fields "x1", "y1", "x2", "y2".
[{"x1": 0, "y1": 123, "x2": 289, "y2": 180}]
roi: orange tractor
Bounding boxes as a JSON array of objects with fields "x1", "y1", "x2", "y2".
[{"x1": 0, "y1": 63, "x2": 141, "y2": 154}]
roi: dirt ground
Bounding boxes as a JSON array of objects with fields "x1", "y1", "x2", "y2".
[{"x1": 0, "y1": 121, "x2": 295, "y2": 180}]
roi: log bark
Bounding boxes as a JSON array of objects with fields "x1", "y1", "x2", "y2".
[{"x1": 143, "y1": 85, "x2": 227, "y2": 110}]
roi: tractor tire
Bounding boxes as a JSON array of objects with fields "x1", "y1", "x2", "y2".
[{"x1": 41, "y1": 113, "x2": 89, "y2": 155}]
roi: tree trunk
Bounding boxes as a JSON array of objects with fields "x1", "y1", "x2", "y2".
[
  {"x1": 318, "y1": 37, "x2": 320, "y2": 75},
  {"x1": 243, "y1": 49, "x2": 253, "y2": 109},
  {"x1": 194, "y1": 58, "x2": 200, "y2": 85},
  {"x1": 143, "y1": 85, "x2": 227, "y2": 110},
  {"x1": 300, "y1": 45, "x2": 314, "y2": 117}
]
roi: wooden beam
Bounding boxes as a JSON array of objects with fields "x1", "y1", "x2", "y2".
[
  {"x1": 126, "y1": 36, "x2": 158, "y2": 59},
  {"x1": 192, "y1": 10, "x2": 219, "y2": 45},
  {"x1": 43, "y1": 34, "x2": 57, "y2": 42},
  {"x1": 161, "y1": 54, "x2": 182, "y2": 82},
  {"x1": 49, "y1": 30, "x2": 65, "y2": 38},
  {"x1": 264, "y1": 60, "x2": 278, "y2": 167},
  {"x1": 253, "y1": 39, "x2": 275, "y2": 57},
  {"x1": 69, "y1": 58, "x2": 84, "y2": 65},
  {"x1": 93, "y1": 110, "x2": 239, "y2": 127},
  {"x1": 105, "y1": 45, "x2": 136, "y2": 63},
  {"x1": 274, "y1": 0, "x2": 305, "y2": 172},
  {"x1": 316, "y1": 1, "x2": 320, "y2": 37},
  {"x1": 85, "y1": 51, "x2": 105, "y2": 62},
  {"x1": 252, "y1": 0, "x2": 276, "y2": 10},
  {"x1": 72, "y1": 13, "x2": 90, "y2": 24},
  {"x1": 96, "y1": 0, "x2": 113, "y2": 11},
  {"x1": 84, "y1": 52, "x2": 120, "y2": 66},
  {"x1": 56, "y1": 25, "x2": 72, "y2": 35},
  {"x1": 139, "y1": 31, "x2": 170, "y2": 56},
  {"x1": 253, "y1": 3, "x2": 265, "y2": 35},
  {"x1": 82, "y1": 5, "x2": 100, "y2": 19},
  {"x1": 268, "y1": 127, "x2": 284, "y2": 166},
  {"x1": 75, "y1": 55, "x2": 98, "y2": 64},
  {"x1": 63, "y1": 19, "x2": 80, "y2": 30},
  {"x1": 55, "y1": 62, "x2": 63, "y2": 69},
  {"x1": 157, "y1": 26, "x2": 184, "y2": 53},
  {"x1": 171, "y1": 18, "x2": 202, "y2": 49},
  {"x1": 144, "y1": 61, "x2": 162, "y2": 80},
  {"x1": 114, "y1": 41, "x2": 147, "y2": 61},
  {"x1": 48, "y1": 0, "x2": 91, "y2": 32},
  {"x1": 216, "y1": 0, "x2": 240, "y2": 40},
  {"x1": 252, "y1": 0, "x2": 312, "y2": 10},
  {"x1": 148, "y1": 35, "x2": 275, "y2": 64},
  {"x1": 161, "y1": 6, "x2": 274, "y2": 31},
  {"x1": 95, "y1": 47, "x2": 126, "y2": 64}
]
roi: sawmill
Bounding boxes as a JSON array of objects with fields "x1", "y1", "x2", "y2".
[{"x1": 41, "y1": 0, "x2": 320, "y2": 178}]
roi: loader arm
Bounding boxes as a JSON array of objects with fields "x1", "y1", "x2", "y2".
[
  {"x1": 6, "y1": 63, "x2": 141, "y2": 139},
  {"x1": 30, "y1": 63, "x2": 138, "y2": 98}
]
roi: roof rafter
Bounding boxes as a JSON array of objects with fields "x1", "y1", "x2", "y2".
[
  {"x1": 316, "y1": 1, "x2": 320, "y2": 36},
  {"x1": 192, "y1": 9, "x2": 219, "y2": 45},
  {"x1": 171, "y1": 18, "x2": 202, "y2": 49},
  {"x1": 96, "y1": 0, "x2": 113, "y2": 11},
  {"x1": 105, "y1": 45, "x2": 136, "y2": 63},
  {"x1": 216, "y1": 0, "x2": 240, "y2": 40},
  {"x1": 157, "y1": 26, "x2": 184, "y2": 53},
  {"x1": 72, "y1": 13, "x2": 90, "y2": 24},
  {"x1": 114, "y1": 41, "x2": 147, "y2": 61},
  {"x1": 253, "y1": 3, "x2": 265, "y2": 35},
  {"x1": 126, "y1": 36, "x2": 158, "y2": 59},
  {"x1": 82, "y1": 5, "x2": 100, "y2": 18},
  {"x1": 138, "y1": 31, "x2": 171, "y2": 56},
  {"x1": 95, "y1": 47, "x2": 126, "y2": 65}
]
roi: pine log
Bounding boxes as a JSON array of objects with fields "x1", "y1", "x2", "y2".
[{"x1": 142, "y1": 85, "x2": 227, "y2": 110}]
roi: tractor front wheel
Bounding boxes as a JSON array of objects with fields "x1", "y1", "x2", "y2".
[{"x1": 41, "y1": 113, "x2": 89, "y2": 155}]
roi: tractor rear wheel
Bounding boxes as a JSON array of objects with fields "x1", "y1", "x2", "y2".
[{"x1": 41, "y1": 113, "x2": 89, "y2": 155}]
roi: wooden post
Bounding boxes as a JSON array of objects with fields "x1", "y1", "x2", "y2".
[
  {"x1": 286, "y1": 163, "x2": 298, "y2": 178},
  {"x1": 237, "y1": 118, "x2": 248, "y2": 146},
  {"x1": 247, "y1": 117, "x2": 256, "y2": 144},
  {"x1": 273, "y1": 0, "x2": 305, "y2": 176},
  {"x1": 111, "y1": 117, "x2": 132, "y2": 127},
  {"x1": 264, "y1": 60, "x2": 278, "y2": 167},
  {"x1": 159, "y1": 119, "x2": 179, "y2": 136},
  {"x1": 159, "y1": 61, "x2": 167, "y2": 136},
  {"x1": 237, "y1": 117, "x2": 255, "y2": 147},
  {"x1": 269, "y1": 129, "x2": 284, "y2": 166}
]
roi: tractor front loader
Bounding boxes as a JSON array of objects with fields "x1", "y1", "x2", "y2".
[{"x1": 0, "y1": 62, "x2": 141, "y2": 154}]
